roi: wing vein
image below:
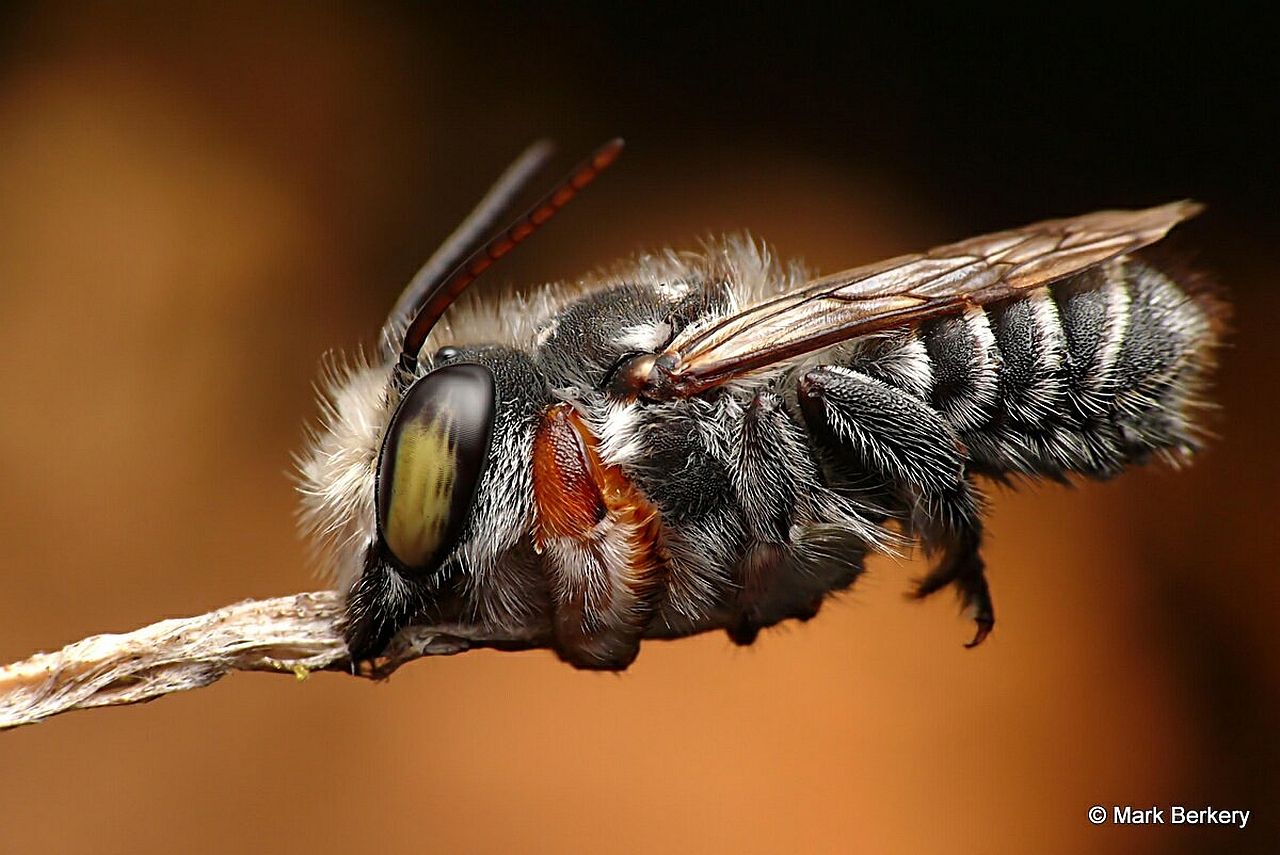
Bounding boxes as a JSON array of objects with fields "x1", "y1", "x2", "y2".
[{"x1": 641, "y1": 201, "x2": 1201, "y2": 401}]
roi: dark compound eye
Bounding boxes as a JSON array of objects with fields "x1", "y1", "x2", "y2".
[{"x1": 375, "y1": 362, "x2": 496, "y2": 574}]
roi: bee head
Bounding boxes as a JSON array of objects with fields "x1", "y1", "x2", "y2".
[
  {"x1": 297, "y1": 141, "x2": 623, "y2": 661},
  {"x1": 369, "y1": 140, "x2": 623, "y2": 579}
]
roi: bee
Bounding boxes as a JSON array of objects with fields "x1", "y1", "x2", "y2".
[{"x1": 298, "y1": 139, "x2": 1223, "y2": 671}]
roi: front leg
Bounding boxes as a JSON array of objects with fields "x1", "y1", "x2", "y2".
[
  {"x1": 531, "y1": 403, "x2": 667, "y2": 670},
  {"x1": 797, "y1": 366, "x2": 995, "y2": 646}
]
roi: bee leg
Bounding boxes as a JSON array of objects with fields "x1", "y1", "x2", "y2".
[
  {"x1": 909, "y1": 502, "x2": 995, "y2": 647},
  {"x1": 532, "y1": 403, "x2": 666, "y2": 671},
  {"x1": 797, "y1": 367, "x2": 995, "y2": 645},
  {"x1": 727, "y1": 391, "x2": 866, "y2": 645},
  {"x1": 728, "y1": 543, "x2": 791, "y2": 646},
  {"x1": 728, "y1": 393, "x2": 800, "y2": 645}
]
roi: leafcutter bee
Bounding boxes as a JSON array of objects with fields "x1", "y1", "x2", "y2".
[{"x1": 298, "y1": 139, "x2": 1222, "y2": 670}]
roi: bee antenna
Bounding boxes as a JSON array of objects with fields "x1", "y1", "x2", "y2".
[
  {"x1": 385, "y1": 140, "x2": 556, "y2": 342},
  {"x1": 395, "y1": 138, "x2": 626, "y2": 378}
]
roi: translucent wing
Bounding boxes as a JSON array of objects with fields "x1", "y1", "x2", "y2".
[{"x1": 639, "y1": 201, "x2": 1202, "y2": 400}]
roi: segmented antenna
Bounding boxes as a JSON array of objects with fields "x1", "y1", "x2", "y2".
[
  {"x1": 384, "y1": 140, "x2": 556, "y2": 344},
  {"x1": 396, "y1": 138, "x2": 626, "y2": 380}
]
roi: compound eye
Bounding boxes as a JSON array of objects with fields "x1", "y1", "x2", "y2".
[{"x1": 375, "y1": 362, "x2": 496, "y2": 574}]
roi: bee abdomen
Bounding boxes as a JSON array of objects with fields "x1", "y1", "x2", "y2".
[{"x1": 919, "y1": 257, "x2": 1217, "y2": 480}]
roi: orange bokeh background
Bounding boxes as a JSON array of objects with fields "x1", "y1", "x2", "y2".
[{"x1": 1, "y1": 6, "x2": 1275, "y2": 854}]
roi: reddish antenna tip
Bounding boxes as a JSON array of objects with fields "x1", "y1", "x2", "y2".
[{"x1": 591, "y1": 138, "x2": 625, "y2": 171}]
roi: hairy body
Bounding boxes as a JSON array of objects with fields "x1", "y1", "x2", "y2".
[{"x1": 299, "y1": 234, "x2": 1219, "y2": 670}]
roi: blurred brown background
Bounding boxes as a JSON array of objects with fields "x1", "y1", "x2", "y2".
[{"x1": 1, "y1": 4, "x2": 1276, "y2": 854}]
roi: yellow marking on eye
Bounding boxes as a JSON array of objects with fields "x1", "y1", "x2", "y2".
[{"x1": 384, "y1": 414, "x2": 458, "y2": 568}]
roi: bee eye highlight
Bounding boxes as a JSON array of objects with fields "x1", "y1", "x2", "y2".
[{"x1": 375, "y1": 362, "x2": 496, "y2": 574}]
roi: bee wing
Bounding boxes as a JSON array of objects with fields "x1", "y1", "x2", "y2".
[{"x1": 643, "y1": 201, "x2": 1202, "y2": 399}]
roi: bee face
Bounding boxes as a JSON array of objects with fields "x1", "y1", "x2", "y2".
[{"x1": 299, "y1": 141, "x2": 1223, "y2": 670}]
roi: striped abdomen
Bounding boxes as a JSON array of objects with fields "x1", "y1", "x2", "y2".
[{"x1": 848, "y1": 257, "x2": 1220, "y2": 481}]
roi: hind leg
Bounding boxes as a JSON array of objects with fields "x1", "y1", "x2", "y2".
[
  {"x1": 796, "y1": 366, "x2": 995, "y2": 646},
  {"x1": 910, "y1": 504, "x2": 994, "y2": 647}
]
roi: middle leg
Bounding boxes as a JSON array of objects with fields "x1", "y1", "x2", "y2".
[{"x1": 796, "y1": 366, "x2": 995, "y2": 645}]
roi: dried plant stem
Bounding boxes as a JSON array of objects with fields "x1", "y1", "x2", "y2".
[{"x1": 0, "y1": 591, "x2": 537, "y2": 731}]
